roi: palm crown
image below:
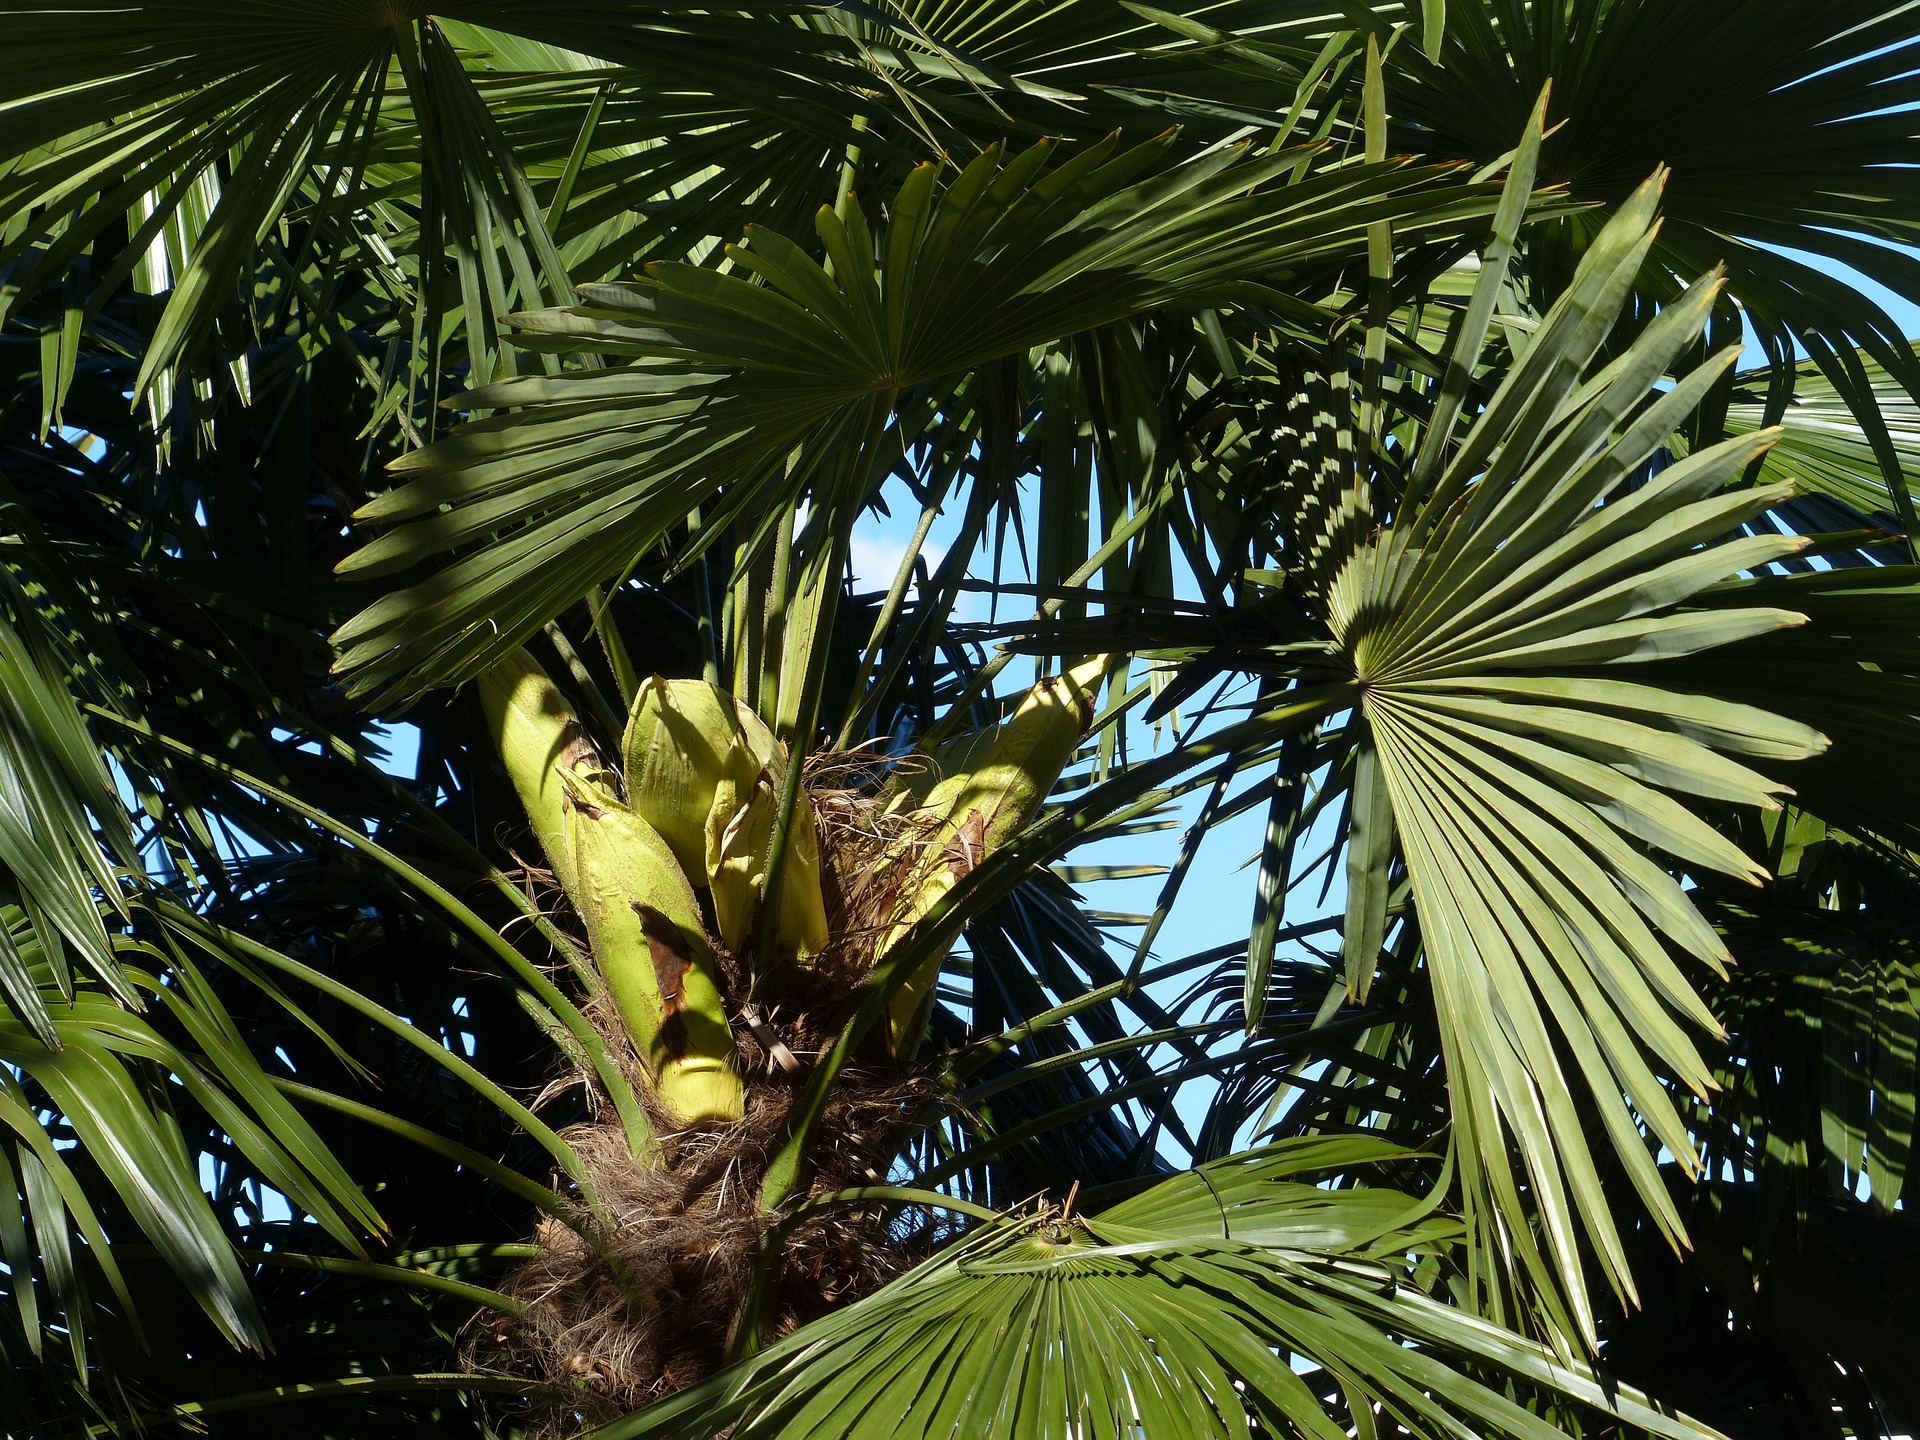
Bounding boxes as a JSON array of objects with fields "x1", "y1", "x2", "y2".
[{"x1": 2, "y1": 3, "x2": 1919, "y2": 1437}]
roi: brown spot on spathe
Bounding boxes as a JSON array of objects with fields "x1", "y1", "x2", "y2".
[
  {"x1": 559, "y1": 721, "x2": 600, "y2": 774},
  {"x1": 635, "y1": 903, "x2": 692, "y2": 1056},
  {"x1": 1054, "y1": 671, "x2": 1096, "y2": 729},
  {"x1": 558, "y1": 723, "x2": 609, "y2": 816},
  {"x1": 942, "y1": 807, "x2": 986, "y2": 880}
]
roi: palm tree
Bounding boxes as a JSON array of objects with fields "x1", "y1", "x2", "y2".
[{"x1": 1, "y1": 2, "x2": 1919, "y2": 1436}]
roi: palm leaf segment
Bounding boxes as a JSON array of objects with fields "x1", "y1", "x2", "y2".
[
  {"x1": 595, "y1": 1141, "x2": 1708, "y2": 1440},
  {"x1": 0, "y1": 600, "x2": 141, "y2": 1044},
  {"x1": 1387, "y1": 0, "x2": 1920, "y2": 522},
  {"x1": 331, "y1": 133, "x2": 1514, "y2": 702},
  {"x1": 0, "y1": 2, "x2": 859, "y2": 404},
  {"x1": 1703, "y1": 820, "x2": 1920, "y2": 1216},
  {"x1": 1132, "y1": 1, "x2": 1920, "y2": 522},
  {"x1": 0, "y1": 906, "x2": 385, "y2": 1362},
  {"x1": 1710, "y1": 351, "x2": 1920, "y2": 528},
  {"x1": 1325, "y1": 173, "x2": 1830, "y2": 1337}
]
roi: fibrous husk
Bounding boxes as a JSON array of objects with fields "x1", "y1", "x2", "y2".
[{"x1": 476, "y1": 1070, "x2": 949, "y2": 1430}]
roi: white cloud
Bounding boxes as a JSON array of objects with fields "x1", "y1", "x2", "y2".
[{"x1": 849, "y1": 530, "x2": 945, "y2": 596}]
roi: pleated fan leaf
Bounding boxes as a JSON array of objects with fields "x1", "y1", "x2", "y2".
[
  {"x1": 1712, "y1": 351, "x2": 1920, "y2": 524},
  {"x1": 1328, "y1": 171, "x2": 1832, "y2": 1339},
  {"x1": 592, "y1": 1141, "x2": 1715, "y2": 1440},
  {"x1": 332, "y1": 134, "x2": 1518, "y2": 702}
]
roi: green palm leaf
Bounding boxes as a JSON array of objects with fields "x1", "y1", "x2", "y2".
[
  {"x1": 0, "y1": 2, "x2": 1322, "y2": 430},
  {"x1": 0, "y1": 907, "x2": 385, "y2": 1356},
  {"x1": 1, "y1": 4, "x2": 404, "y2": 393},
  {"x1": 1697, "y1": 821, "x2": 1920, "y2": 1217},
  {"x1": 1387, "y1": 0, "x2": 1920, "y2": 518},
  {"x1": 0, "y1": 591, "x2": 142, "y2": 1043},
  {"x1": 1710, "y1": 352, "x2": 1920, "y2": 526},
  {"x1": 0, "y1": 5, "x2": 633, "y2": 410},
  {"x1": 10, "y1": 5, "x2": 1920, "y2": 1432},
  {"x1": 592, "y1": 1140, "x2": 1714, "y2": 1440},
  {"x1": 1680, "y1": 567, "x2": 1920, "y2": 850},
  {"x1": 332, "y1": 133, "x2": 1521, "y2": 701},
  {"x1": 1132, "y1": 1, "x2": 1920, "y2": 515},
  {"x1": 1303, "y1": 171, "x2": 1836, "y2": 1337}
]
